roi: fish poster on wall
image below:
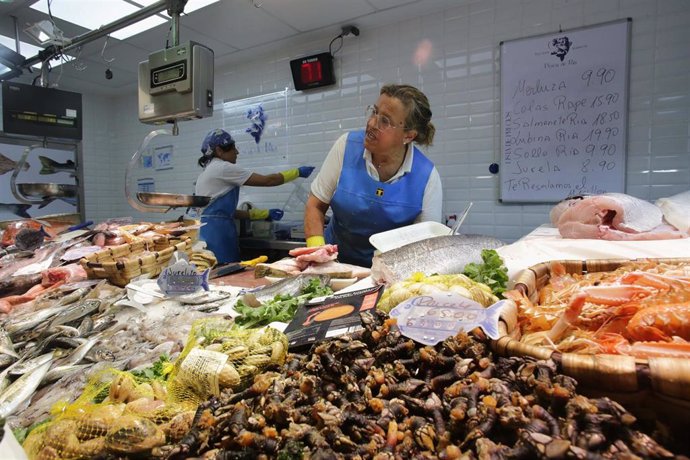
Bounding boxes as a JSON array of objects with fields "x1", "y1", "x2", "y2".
[
  {"x1": 0, "y1": 142, "x2": 78, "y2": 222},
  {"x1": 221, "y1": 89, "x2": 288, "y2": 158}
]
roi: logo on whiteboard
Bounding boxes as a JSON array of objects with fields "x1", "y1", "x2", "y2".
[{"x1": 548, "y1": 36, "x2": 572, "y2": 62}]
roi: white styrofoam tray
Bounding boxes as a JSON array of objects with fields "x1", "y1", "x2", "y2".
[{"x1": 369, "y1": 221, "x2": 451, "y2": 253}]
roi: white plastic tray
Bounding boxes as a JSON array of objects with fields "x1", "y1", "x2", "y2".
[{"x1": 369, "y1": 221, "x2": 451, "y2": 253}]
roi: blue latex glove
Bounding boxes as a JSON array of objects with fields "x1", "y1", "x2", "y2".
[
  {"x1": 298, "y1": 166, "x2": 315, "y2": 178},
  {"x1": 268, "y1": 209, "x2": 284, "y2": 221}
]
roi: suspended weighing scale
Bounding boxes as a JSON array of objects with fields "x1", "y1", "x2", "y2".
[{"x1": 126, "y1": 2, "x2": 215, "y2": 212}]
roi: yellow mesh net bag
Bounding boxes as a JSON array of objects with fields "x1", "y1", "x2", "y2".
[
  {"x1": 23, "y1": 368, "x2": 194, "y2": 459},
  {"x1": 166, "y1": 317, "x2": 288, "y2": 407}
]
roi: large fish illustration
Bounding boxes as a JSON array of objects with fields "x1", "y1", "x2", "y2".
[
  {"x1": 39, "y1": 156, "x2": 76, "y2": 176},
  {"x1": 0, "y1": 153, "x2": 30, "y2": 176},
  {"x1": 0, "y1": 203, "x2": 32, "y2": 218}
]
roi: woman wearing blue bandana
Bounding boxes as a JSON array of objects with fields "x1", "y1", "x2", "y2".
[
  {"x1": 195, "y1": 128, "x2": 314, "y2": 263},
  {"x1": 305, "y1": 84, "x2": 442, "y2": 267}
]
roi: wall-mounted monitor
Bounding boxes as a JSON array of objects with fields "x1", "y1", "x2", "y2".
[{"x1": 2, "y1": 82, "x2": 82, "y2": 140}]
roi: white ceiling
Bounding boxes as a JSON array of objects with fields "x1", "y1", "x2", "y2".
[{"x1": 0, "y1": 0, "x2": 458, "y2": 96}]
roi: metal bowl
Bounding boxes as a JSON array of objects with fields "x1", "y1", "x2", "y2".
[
  {"x1": 17, "y1": 183, "x2": 77, "y2": 198},
  {"x1": 136, "y1": 192, "x2": 211, "y2": 208}
]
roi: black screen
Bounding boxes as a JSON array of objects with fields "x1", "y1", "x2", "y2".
[{"x1": 2, "y1": 82, "x2": 82, "y2": 140}]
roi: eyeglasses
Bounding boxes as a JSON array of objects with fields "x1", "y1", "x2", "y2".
[{"x1": 365, "y1": 105, "x2": 405, "y2": 131}]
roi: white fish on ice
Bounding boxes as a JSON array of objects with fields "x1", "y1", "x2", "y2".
[{"x1": 0, "y1": 358, "x2": 53, "y2": 418}]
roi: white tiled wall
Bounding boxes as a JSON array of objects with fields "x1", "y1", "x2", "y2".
[{"x1": 81, "y1": 0, "x2": 690, "y2": 243}]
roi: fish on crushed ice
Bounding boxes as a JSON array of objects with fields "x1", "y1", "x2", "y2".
[
  {"x1": 48, "y1": 299, "x2": 101, "y2": 329},
  {"x1": 53, "y1": 334, "x2": 101, "y2": 367},
  {"x1": 8, "y1": 351, "x2": 54, "y2": 377},
  {"x1": 176, "y1": 289, "x2": 233, "y2": 305},
  {"x1": 0, "y1": 358, "x2": 53, "y2": 418},
  {"x1": 43, "y1": 363, "x2": 91, "y2": 384},
  {"x1": 0, "y1": 326, "x2": 19, "y2": 359},
  {"x1": 4, "y1": 304, "x2": 66, "y2": 337},
  {"x1": 370, "y1": 234, "x2": 505, "y2": 284}
]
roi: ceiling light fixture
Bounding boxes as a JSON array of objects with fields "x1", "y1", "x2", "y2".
[
  {"x1": 30, "y1": 0, "x2": 221, "y2": 41},
  {"x1": 24, "y1": 19, "x2": 68, "y2": 47},
  {"x1": 0, "y1": 34, "x2": 72, "y2": 74}
]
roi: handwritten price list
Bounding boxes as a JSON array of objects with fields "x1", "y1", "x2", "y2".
[{"x1": 499, "y1": 20, "x2": 630, "y2": 202}]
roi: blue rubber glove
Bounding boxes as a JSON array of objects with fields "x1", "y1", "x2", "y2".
[
  {"x1": 268, "y1": 209, "x2": 284, "y2": 221},
  {"x1": 298, "y1": 166, "x2": 315, "y2": 178}
]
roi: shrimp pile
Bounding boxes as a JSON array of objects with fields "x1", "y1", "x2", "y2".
[{"x1": 505, "y1": 260, "x2": 690, "y2": 359}]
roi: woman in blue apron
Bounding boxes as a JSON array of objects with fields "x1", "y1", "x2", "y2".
[
  {"x1": 195, "y1": 129, "x2": 314, "y2": 264},
  {"x1": 304, "y1": 84, "x2": 443, "y2": 267}
]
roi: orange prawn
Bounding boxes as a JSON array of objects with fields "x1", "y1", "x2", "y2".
[
  {"x1": 595, "y1": 332, "x2": 690, "y2": 359},
  {"x1": 625, "y1": 303, "x2": 690, "y2": 342}
]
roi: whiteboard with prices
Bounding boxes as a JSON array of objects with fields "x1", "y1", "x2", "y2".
[{"x1": 499, "y1": 19, "x2": 631, "y2": 202}]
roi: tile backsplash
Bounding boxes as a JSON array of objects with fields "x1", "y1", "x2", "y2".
[{"x1": 81, "y1": 0, "x2": 690, "y2": 243}]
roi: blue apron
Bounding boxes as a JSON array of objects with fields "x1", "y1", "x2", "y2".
[
  {"x1": 200, "y1": 186, "x2": 241, "y2": 264},
  {"x1": 325, "y1": 130, "x2": 433, "y2": 267}
]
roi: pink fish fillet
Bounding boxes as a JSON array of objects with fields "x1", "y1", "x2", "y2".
[
  {"x1": 294, "y1": 247, "x2": 338, "y2": 264},
  {"x1": 551, "y1": 193, "x2": 687, "y2": 240},
  {"x1": 288, "y1": 244, "x2": 338, "y2": 257},
  {"x1": 41, "y1": 263, "x2": 88, "y2": 286}
]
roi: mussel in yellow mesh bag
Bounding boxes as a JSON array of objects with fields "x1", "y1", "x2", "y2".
[
  {"x1": 166, "y1": 317, "x2": 288, "y2": 406},
  {"x1": 22, "y1": 367, "x2": 185, "y2": 459}
]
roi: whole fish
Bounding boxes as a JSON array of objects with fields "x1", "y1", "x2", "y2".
[
  {"x1": 0, "y1": 327, "x2": 18, "y2": 359},
  {"x1": 240, "y1": 274, "x2": 331, "y2": 307},
  {"x1": 0, "y1": 203, "x2": 31, "y2": 219},
  {"x1": 370, "y1": 234, "x2": 504, "y2": 284},
  {"x1": 53, "y1": 335, "x2": 101, "y2": 367},
  {"x1": 0, "y1": 272, "x2": 41, "y2": 298},
  {"x1": 56, "y1": 287, "x2": 92, "y2": 307},
  {"x1": 48, "y1": 299, "x2": 101, "y2": 329},
  {"x1": 0, "y1": 152, "x2": 30, "y2": 175},
  {"x1": 77, "y1": 316, "x2": 94, "y2": 336},
  {"x1": 5, "y1": 304, "x2": 66, "y2": 337},
  {"x1": 43, "y1": 363, "x2": 90, "y2": 384},
  {"x1": 38, "y1": 155, "x2": 76, "y2": 175},
  {"x1": 177, "y1": 289, "x2": 233, "y2": 305},
  {"x1": 0, "y1": 358, "x2": 53, "y2": 418},
  {"x1": 8, "y1": 351, "x2": 54, "y2": 376}
]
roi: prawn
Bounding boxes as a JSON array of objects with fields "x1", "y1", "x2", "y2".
[{"x1": 625, "y1": 303, "x2": 690, "y2": 342}]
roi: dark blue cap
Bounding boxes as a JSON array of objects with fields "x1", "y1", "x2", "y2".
[{"x1": 201, "y1": 129, "x2": 235, "y2": 154}]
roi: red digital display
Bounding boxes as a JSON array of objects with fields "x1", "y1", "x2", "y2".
[
  {"x1": 300, "y1": 61, "x2": 323, "y2": 84},
  {"x1": 290, "y1": 52, "x2": 335, "y2": 91}
]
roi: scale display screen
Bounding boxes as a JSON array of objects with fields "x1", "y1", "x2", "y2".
[{"x1": 151, "y1": 61, "x2": 187, "y2": 88}]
